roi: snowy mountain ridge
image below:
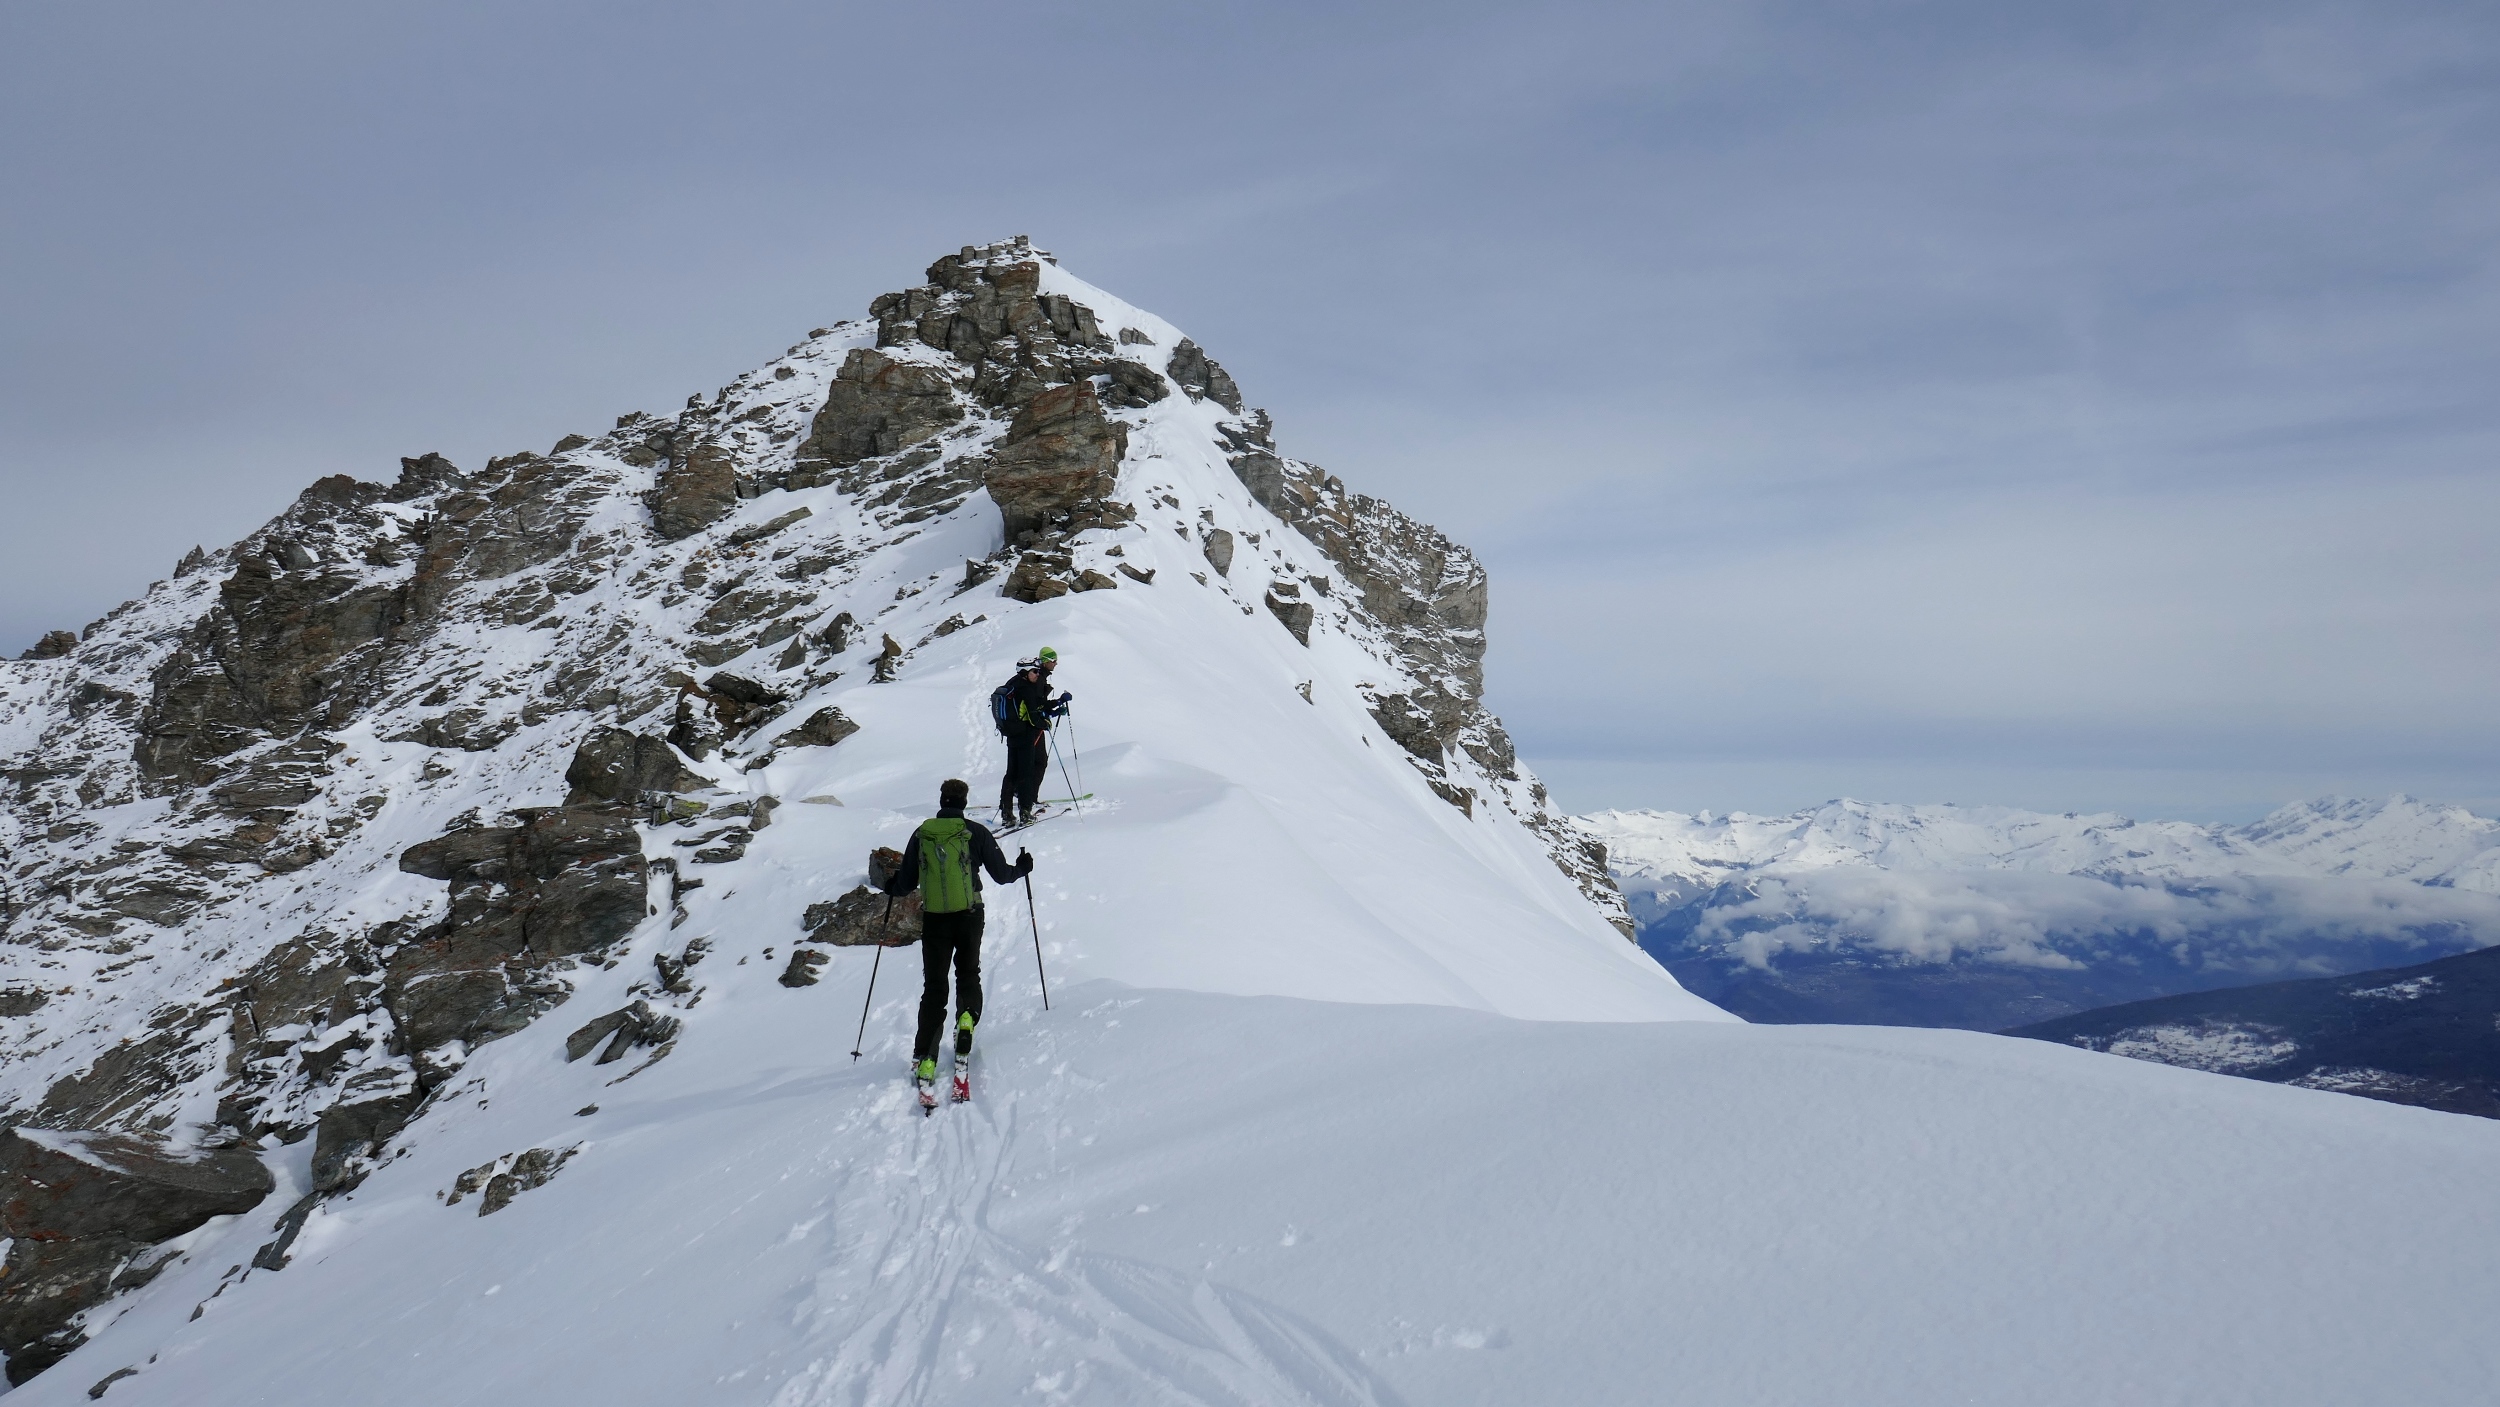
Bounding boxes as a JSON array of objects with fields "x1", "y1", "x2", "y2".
[
  {"x1": 0, "y1": 243, "x2": 2493, "y2": 1405},
  {"x1": 0, "y1": 237, "x2": 1701, "y2": 1389}
]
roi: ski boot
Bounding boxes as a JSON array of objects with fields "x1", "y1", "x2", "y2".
[
  {"x1": 951, "y1": 1012, "x2": 975, "y2": 1102},
  {"x1": 914, "y1": 1057, "x2": 939, "y2": 1112}
]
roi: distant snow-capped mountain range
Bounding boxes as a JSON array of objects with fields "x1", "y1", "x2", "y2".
[{"x1": 1579, "y1": 797, "x2": 2500, "y2": 1029}]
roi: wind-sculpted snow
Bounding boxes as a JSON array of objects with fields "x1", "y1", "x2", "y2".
[{"x1": 1583, "y1": 797, "x2": 2500, "y2": 1028}]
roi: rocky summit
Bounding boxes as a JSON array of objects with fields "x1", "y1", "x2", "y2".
[{"x1": 0, "y1": 237, "x2": 1639, "y2": 1386}]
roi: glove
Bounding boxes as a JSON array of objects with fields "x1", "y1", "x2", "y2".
[
  {"x1": 1016, "y1": 850, "x2": 1034, "y2": 877},
  {"x1": 1055, "y1": 692, "x2": 1073, "y2": 706}
]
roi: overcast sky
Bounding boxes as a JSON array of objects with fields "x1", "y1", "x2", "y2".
[{"x1": 4, "y1": 1, "x2": 2494, "y2": 821}]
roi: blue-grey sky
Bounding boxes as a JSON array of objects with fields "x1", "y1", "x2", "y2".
[{"x1": 4, "y1": 1, "x2": 2494, "y2": 821}]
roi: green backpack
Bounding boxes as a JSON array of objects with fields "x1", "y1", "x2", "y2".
[{"x1": 916, "y1": 817, "x2": 978, "y2": 914}]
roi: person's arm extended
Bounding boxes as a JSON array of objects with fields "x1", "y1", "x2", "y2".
[
  {"x1": 881, "y1": 830, "x2": 922, "y2": 895},
  {"x1": 967, "y1": 822, "x2": 1029, "y2": 885}
]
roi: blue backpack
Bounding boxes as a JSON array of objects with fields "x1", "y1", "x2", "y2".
[{"x1": 990, "y1": 675, "x2": 1022, "y2": 735}]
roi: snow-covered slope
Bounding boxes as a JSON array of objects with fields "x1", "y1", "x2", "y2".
[
  {"x1": 1583, "y1": 798, "x2": 2500, "y2": 1029},
  {"x1": 24, "y1": 986, "x2": 2500, "y2": 1406}
]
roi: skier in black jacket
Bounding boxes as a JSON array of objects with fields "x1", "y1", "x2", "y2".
[
  {"x1": 882, "y1": 777, "x2": 1032, "y2": 1104},
  {"x1": 994, "y1": 647, "x2": 1070, "y2": 827}
]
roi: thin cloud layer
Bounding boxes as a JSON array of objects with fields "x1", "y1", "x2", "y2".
[
  {"x1": 4, "y1": 0, "x2": 2494, "y2": 816},
  {"x1": 1660, "y1": 869, "x2": 2500, "y2": 977}
]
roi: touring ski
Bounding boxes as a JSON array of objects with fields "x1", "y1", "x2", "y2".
[{"x1": 995, "y1": 809, "x2": 1072, "y2": 839}]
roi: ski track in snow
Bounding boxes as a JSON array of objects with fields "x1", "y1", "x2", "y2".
[
  {"x1": 771, "y1": 1052, "x2": 1390, "y2": 1407},
  {"x1": 27, "y1": 971, "x2": 2500, "y2": 1407}
]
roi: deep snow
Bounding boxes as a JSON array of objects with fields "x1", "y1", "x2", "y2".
[{"x1": 28, "y1": 969, "x2": 2500, "y2": 1406}]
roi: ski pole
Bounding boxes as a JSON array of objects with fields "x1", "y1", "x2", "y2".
[
  {"x1": 1023, "y1": 871, "x2": 1051, "y2": 1011},
  {"x1": 1064, "y1": 706, "x2": 1090, "y2": 802},
  {"x1": 1048, "y1": 723, "x2": 1085, "y2": 817},
  {"x1": 851, "y1": 895, "x2": 893, "y2": 1061}
]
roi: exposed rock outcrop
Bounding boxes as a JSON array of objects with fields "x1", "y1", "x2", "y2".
[
  {"x1": 563, "y1": 727, "x2": 709, "y2": 806},
  {"x1": 1264, "y1": 583, "x2": 1315, "y2": 645},
  {"x1": 446, "y1": 1145, "x2": 579, "y2": 1215},
  {"x1": 392, "y1": 808, "x2": 648, "y2": 1062},
  {"x1": 1209, "y1": 416, "x2": 1629, "y2": 933},
  {"x1": 562, "y1": 1001, "x2": 679, "y2": 1065},
  {"x1": 135, "y1": 480, "x2": 405, "y2": 790},
  {"x1": 650, "y1": 442, "x2": 740, "y2": 540},
  {"x1": 0, "y1": 1128, "x2": 273, "y2": 1383},
  {"x1": 869, "y1": 237, "x2": 1115, "y2": 412},
  {"x1": 983, "y1": 383, "x2": 1127, "y2": 542},
  {"x1": 780, "y1": 707, "x2": 860, "y2": 749},
  {"x1": 794, "y1": 349, "x2": 963, "y2": 473},
  {"x1": 1166, "y1": 338, "x2": 1243, "y2": 413},
  {"x1": 802, "y1": 885, "x2": 922, "y2": 947}
]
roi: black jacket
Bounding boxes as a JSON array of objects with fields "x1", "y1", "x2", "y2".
[
  {"x1": 1003, "y1": 669, "x2": 1063, "y2": 736},
  {"x1": 881, "y1": 808, "x2": 1025, "y2": 902}
]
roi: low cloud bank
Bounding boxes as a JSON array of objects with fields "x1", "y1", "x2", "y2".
[{"x1": 1633, "y1": 869, "x2": 2500, "y2": 981}]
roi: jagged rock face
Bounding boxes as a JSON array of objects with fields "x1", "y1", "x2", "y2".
[
  {"x1": 984, "y1": 383, "x2": 1128, "y2": 541},
  {"x1": 1265, "y1": 583, "x2": 1316, "y2": 645},
  {"x1": 1201, "y1": 527, "x2": 1235, "y2": 577},
  {"x1": 1367, "y1": 689, "x2": 1465, "y2": 762},
  {"x1": 563, "y1": 727, "x2": 709, "y2": 806},
  {"x1": 870, "y1": 238, "x2": 1114, "y2": 411},
  {"x1": 780, "y1": 706, "x2": 860, "y2": 749},
  {"x1": 19, "y1": 632, "x2": 77, "y2": 661},
  {"x1": 1166, "y1": 338, "x2": 1243, "y2": 414},
  {"x1": 392, "y1": 808, "x2": 648, "y2": 1060},
  {"x1": 794, "y1": 349, "x2": 962, "y2": 473},
  {"x1": 1208, "y1": 420, "x2": 1624, "y2": 933},
  {"x1": 803, "y1": 884, "x2": 922, "y2": 946},
  {"x1": 650, "y1": 442, "x2": 741, "y2": 541},
  {"x1": 135, "y1": 481, "x2": 405, "y2": 789},
  {"x1": 0, "y1": 1127, "x2": 272, "y2": 1382}
]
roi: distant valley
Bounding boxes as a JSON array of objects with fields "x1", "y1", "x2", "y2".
[
  {"x1": 1583, "y1": 796, "x2": 2500, "y2": 1030},
  {"x1": 2009, "y1": 943, "x2": 2500, "y2": 1119}
]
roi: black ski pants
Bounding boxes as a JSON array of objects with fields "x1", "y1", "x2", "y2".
[
  {"x1": 1000, "y1": 729, "x2": 1049, "y2": 814},
  {"x1": 915, "y1": 906, "x2": 983, "y2": 1063}
]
